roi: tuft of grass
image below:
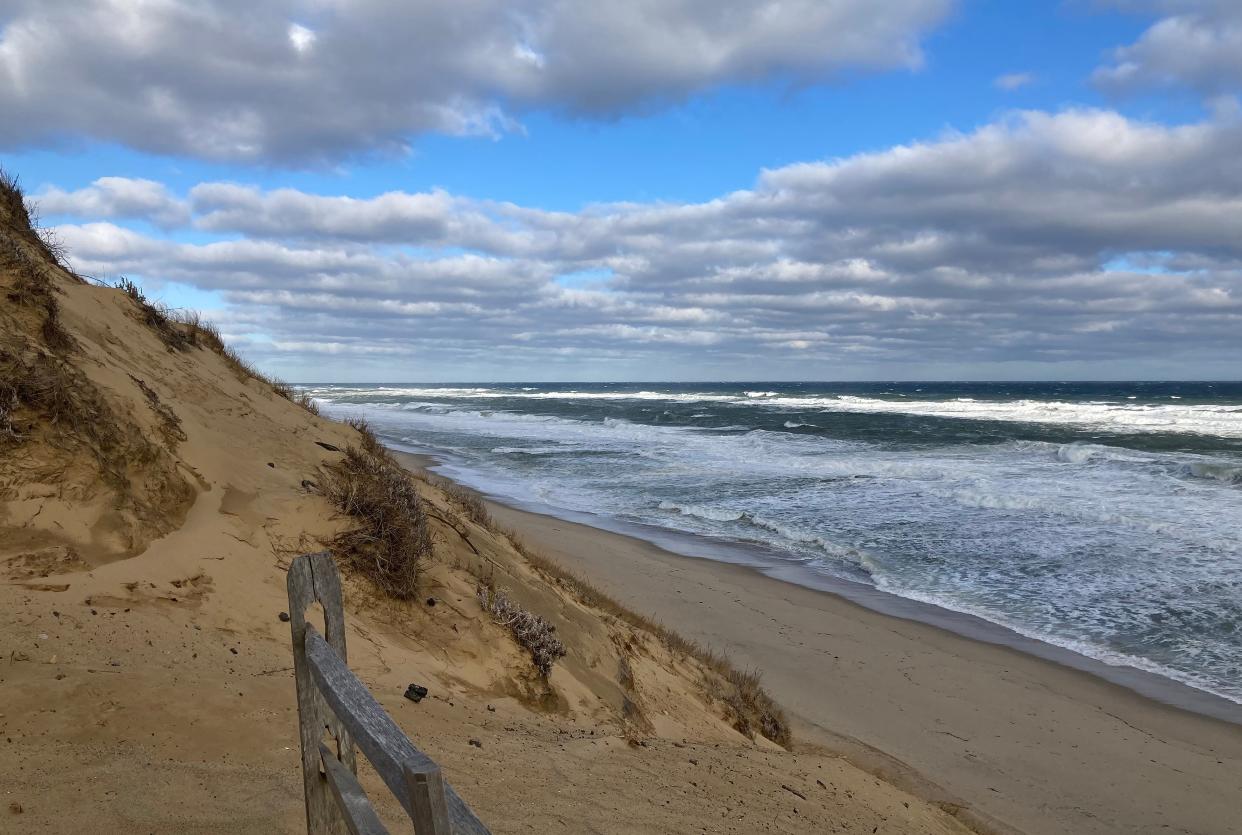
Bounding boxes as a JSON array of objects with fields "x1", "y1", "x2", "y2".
[
  {"x1": 494, "y1": 524, "x2": 791, "y2": 746},
  {"x1": 477, "y1": 579, "x2": 567, "y2": 677},
  {"x1": 109, "y1": 286, "x2": 320, "y2": 418},
  {"x1": 117, "y1": 277, "x2": 196, "y2": 352},
  {"x1": 296, "y1": 392, "x2": 320, "y2": 415},
  {"x1": 0, "y1": 168, "x2": 78, "y2": 277},
  {"x1": 322, "y1": 431, "x2": 432, "y2": 599},
  {"x1": 2, "y1": 237, "x2": 74, "y2": 353},
  {"x1": 723, "y1": 668, "x2": 791, "y2": 748},
  {"x1": 443, "y1": 483, "x2": 492, "y2": 528}
]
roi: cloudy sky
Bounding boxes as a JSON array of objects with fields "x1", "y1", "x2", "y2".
[{"x1": 3, "y1": 0, "x2": 1240, "y2": 381}]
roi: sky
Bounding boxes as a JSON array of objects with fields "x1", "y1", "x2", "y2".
[{"x1": 1, "y1": 0, "x2": 1240, "y2": 382}]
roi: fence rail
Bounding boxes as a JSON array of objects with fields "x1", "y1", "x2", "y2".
[{"x1": 288, "y1": 551, "x2": 491, "y2": 835}]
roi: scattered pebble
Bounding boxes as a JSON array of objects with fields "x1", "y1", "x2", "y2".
[
  {"x1": 468, "y1": 738, "x2": 482, "y2": 748},
  {"x1": 425, "y1": 597, "x2": 436, "y2": 607},
  {"x1": 404, "y1": 683, "x2": 429, "y2": 703},
  {"x1": 278, "y1": 611, "x2": 291, "y2": 622}
]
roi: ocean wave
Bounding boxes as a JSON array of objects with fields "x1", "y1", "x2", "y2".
[
  {"x1": 317, "y1": 390, "x2": 1242, "y2": 704},
  {"x1": 312, "y1": 385, "x2": 1242, "y2": 437},
  {"x1": 656, "y1": 500, "x2": 869, "y2": 563},
  {"x1": 779, "y1": 395, "x2": 1242, "y2": 438},
  {"x1": 491, "y1": 445, "x2": 614, "y2": 456},
  {"x1": 1179, "y1": 461, "x2": 1242, "y2": 486},
  {"x1": 657, "y1": 500, "x2": 745, "y2": 523}
]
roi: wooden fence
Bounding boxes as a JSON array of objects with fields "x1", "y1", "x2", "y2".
[{"x1": 287, "y1": 551, "x2": 491, "y2": 835}]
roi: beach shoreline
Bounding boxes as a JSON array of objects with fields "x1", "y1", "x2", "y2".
[{"x1": 398, "y1": 449, "x2": 1242, "y2": 835}]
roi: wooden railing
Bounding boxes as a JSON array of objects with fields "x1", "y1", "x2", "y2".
[{"x1": 287, "y1": 552, "x2": 491, "y2": 835}]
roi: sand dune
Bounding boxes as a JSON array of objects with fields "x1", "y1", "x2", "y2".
[{"x1": 1, "y1": 171, "x2": 973, "y2": 832}]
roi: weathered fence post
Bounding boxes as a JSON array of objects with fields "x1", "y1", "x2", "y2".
[
  {"x1": 289, "y1": 551, "x2": 357, "y2": 835},
  {"x1": 404, "y1": 765, "x2": 451, "y2": 835},
  {"x1": 288, "y1": 552, "x2": 490, "y2": 835}
]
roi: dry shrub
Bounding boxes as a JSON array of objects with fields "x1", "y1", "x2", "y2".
[
  {"x1": 322, "y1": 440, "x2": 432, "y2": 599},
  {"x1": 477, "y1": 580, "x2": 567, "y2": 677},
  {"x1": 495, "y1": 524, "x2": 790, "y2": 746}
]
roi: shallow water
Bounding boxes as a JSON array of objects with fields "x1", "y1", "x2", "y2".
[{"x1": 306, "y1": 381, "x2": 1242, "y2": 704}]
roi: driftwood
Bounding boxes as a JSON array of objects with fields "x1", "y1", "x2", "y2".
[{"x1": 288, "y1": 552, "x2": 490, "y2": 835}]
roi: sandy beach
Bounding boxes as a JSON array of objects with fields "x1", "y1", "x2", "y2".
[{"x1": 397, "y1": 453, "x2": 1242, "y2": 835}]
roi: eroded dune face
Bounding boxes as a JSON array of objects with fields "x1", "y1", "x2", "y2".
[{"x1": 1, "y1": 183, "x2": 195, "y2": 566}]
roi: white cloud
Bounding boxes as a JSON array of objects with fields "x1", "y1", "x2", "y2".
[
  {"x1": 42, "y1": 108, "x2": 1242, "y2": 378},
  {"x1": 0, "y1": 0, "x2": 952, "y2": 164},
  {"x1": 1094, "y1": 1, "x2": 1242, "y2": 94},
  {"x1": 37, "y1": 177, "x2": 189, "y2": 228}
]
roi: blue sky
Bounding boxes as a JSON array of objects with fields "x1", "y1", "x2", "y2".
[{"x1": 2, "y1": 0, "x2": 1240, "y2": 381}]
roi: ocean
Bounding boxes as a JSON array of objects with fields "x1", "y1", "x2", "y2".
[{"x1": 306, "y1": 382, "x2": 1242, "y2": 705}]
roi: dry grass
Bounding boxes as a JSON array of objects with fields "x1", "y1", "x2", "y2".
[
  {"x1": 116, "y1": 277, "x2": 197, "y2": 352},
  {"x1": 129, "y1": 374, "x2": 186, "y2": 448},
  {"x1": 109, "y1": 278, "x2": 319, "y2": 416},
  {"x1": 443, "y1": 483, "x2": 492, "y2": 527},
  {"x1": 0, "y1": 168, "x2": 78, "y2": 277},
  {"x1": 321, "y1": 422, "x2": 432, "y2": 599},
  {"x1": 493, "y1": 523, "x2": 791, "y2": 746},
  {"x1": 477, "y1": 579, "x2": 567, "y2": 677},
  {"x1": 296, "y1": 392, "x2": 320, "y2": 415},
  {"x1": 2, "y1": 234, "x2": 74, "y2": 353}
]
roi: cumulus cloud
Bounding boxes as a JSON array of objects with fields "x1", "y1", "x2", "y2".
[
  {"x1": 37, "y1": 177, "x2": 190, "y2": 228},
  {"x1": 1094, "y1": 1, "x2": 1242, "y2": 94},
  {"x1": 0, "y1": 0, "x2": 951, "y2": 164},
  {"x1": 39, "y1": 107, "x2": 1242, "y2": 378}
]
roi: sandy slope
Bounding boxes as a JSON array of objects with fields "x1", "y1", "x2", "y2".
[{"x1": 0, "y1": 180, "x2": 973, "y2": 833}]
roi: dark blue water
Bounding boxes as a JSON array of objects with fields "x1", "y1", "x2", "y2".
[{"x1": 307, "y1": 382, "x2": 1242, "y2": 703}]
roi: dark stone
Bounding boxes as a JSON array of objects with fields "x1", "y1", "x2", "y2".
[
  {"x1": 425, "y1": 596, "x2": 436, "y2": 607},
  {"x1": 278, "y1": 611, "x2": 291, "y2": 622},
  {"x1": 315, "y1": 441, "x2": 342, "y2": 452},
  {"x1": 300, "y1": 479, "x2": 318, "y2": 491},
  {"x1": 468, "y1": 738, "x2": 482, "y2": 748},
  {"x1": 267, "y1": 462, "x2": 275, "y2": 468},
  {"x1": 229, "y1": 647, "x2": 238, "y2": 655},
  {"x1": 404, "y1": 683, "x2": 429, "y2": 703}
]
